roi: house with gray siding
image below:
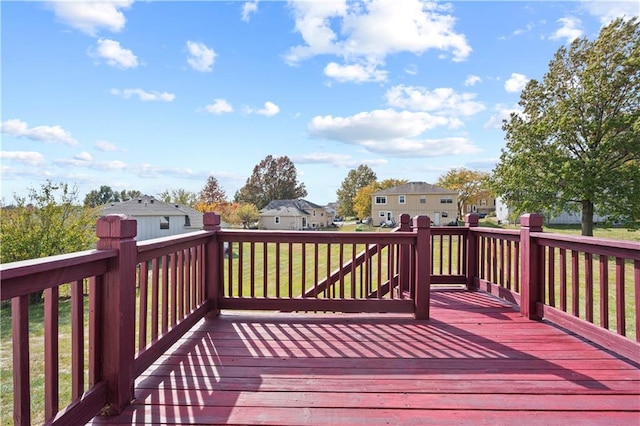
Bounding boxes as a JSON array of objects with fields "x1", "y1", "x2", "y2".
[
  {"x1": 101, "y1": 195, "x2": 204, "y2": 241},
  {"x1": 259, "y1": 199, "x2": 334, "y2": 230}
]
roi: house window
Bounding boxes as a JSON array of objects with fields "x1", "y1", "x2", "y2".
[
  {"x1": 440, "y1": 198, "x2": 453, "y2": 204},
  {"x1": 184, "y1": 215, "x2": 191, "y2": 226},
  {"x1": 275, "y1": 217, "x2": 280, "y2": 224},
  {"x1": 398, "y1": 195, "x2": 406, "y2": 204},
  {"x1": 375, "y1": 196, "x2": 387, "y2": 204},
  {"x1": 420, "y1": 197, "x2": 426, "y2": 204},
  {"x1": 442, "y1": 212, "x2": 448, "y2": 218},
  {"x1": 160, "y1": 216, "x2": 170, "y2": 230},
  {"x1": 379, "y1": 212, "x2": 386, "y2": 217},
  {"x1": 312, "y1": 210, "x2": 316, "y2": 216},
  {"x1": 481, "y1": 199, "x2": 487, "y2": 206}
]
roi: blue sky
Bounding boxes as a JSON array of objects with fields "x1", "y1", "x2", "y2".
[{"x1": 2, "y1": 1, "x2": 638, "y2": 205}]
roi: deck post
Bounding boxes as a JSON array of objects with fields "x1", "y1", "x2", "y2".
[
  {"x1": 204, "y1": 212, "x2": 222, "y2": 316},
  {"x1": 520, "y1": 213, "x2": 544, "y2": 320},
  {"x1": 398, "y1": 213, "x2": 412, "y2": 295},
  {"x1": 95, "y1": 214, "x2": 138, "y2": 415},
  {"x1": 413, "y1": 215, "x2": 431, "y2": 320},
  {"x1": 464, "y1": 213, "x2": 479, "y2": 291}
]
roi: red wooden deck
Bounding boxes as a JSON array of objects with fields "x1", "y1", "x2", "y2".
[{"x1": 90, "y1": 289, "x2": 640, "y2": 425}]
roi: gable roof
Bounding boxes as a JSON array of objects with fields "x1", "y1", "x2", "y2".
[
  {"x1": 260, "y1": 199, "x2": 324, "y2": 216},
  {"x1": 101, "y1": 195, "x2": 203, "y2": 227},
  {"x1": 372, "y1": 182, "x2": 456, "y2": 196}
]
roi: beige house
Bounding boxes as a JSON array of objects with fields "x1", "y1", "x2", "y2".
[
  {"x1": 370, "y1": 182, "x2": 458, "y2": 226},
  {"x1": 466, "y1": 195, "x2": 497, "y2": 217},
  {"x1": 259, "y1": 199, "x2": 334, "y2": 230}
]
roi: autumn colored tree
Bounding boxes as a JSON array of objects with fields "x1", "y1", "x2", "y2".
[
  {"x1": 234, "y1": 155, "x2": 307, "y2": 209},
  {"x1": 336, "y1": 164, "x2": 377, "y2": 219},
  {"x1": 436, "y1": 168, "x2": 490, "y2": 219},
  {"x1": 491, "y1": 18, "x2": 639, "y2": 235},
  {"x1": 199, "y1": 175, "x2": 227, "y2": 204},
  {"x1": 353, "y1": 179, "x2": 408, "y2": 220}
]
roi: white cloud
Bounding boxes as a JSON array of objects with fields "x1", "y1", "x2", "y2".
[
  {"x1": 241, "y1": 1, "x2": 259, "y2": 22},
  {"x1": 286, "y1": 0, "x2": 471, "y2": 83},
  {"x1": 292, "y1": 152, "x2": 389, "y2": 168},
  {"x1": 550, "y1": 17, "x2": 583, "y2": 43},
  {"x1": 324, "y1": 62, "x2": 388, "y2": 83},
  {"x1": 254, "y1": 101, "x2": 280, "y2": 117},
  {"x1": 464, "y1": 75, "x2": 481, "y2": 86},
  {"x1": 110, "y1": 88, "x2": 175, "y2": 102},
  {"x1": 1, "y1": 119, "x2": 78, "y2": 146},
  {"x1": 484, "y1": 104, "x2": 523, "y2": 129},
  {"x1": 74, "y1": 151, "x2": 93, "y2": 161},
  {"x1": 95, "y1": 140, "x2": 123, "y2": 152},
  {"x1": 48, "y1": 0, "x2": 133, "y2": 36},
  {"x1": 386, "y1": 85, "x2": 485, "y2": 117},
  {"x1": 205, "y1": 99, "x2": 234, "y2": 114},
  {"x1": 504, "y1": 73, "x2": 529, "y2": 93},
  {"x1": 0, "y1": 151, "x2": 46, "y2": 166},
  {"x1": 186, "y1": 41, "x2": 216, "y2": 72},
  {"x1": 582, "y1": 1, "x2": 639, "y2": 25},
  {"x1": 90, "y1": 38, "x2": 138, "y2": 69},
  {"x1": 309, "y1": 110, "x2": 447, "y2": 142}
]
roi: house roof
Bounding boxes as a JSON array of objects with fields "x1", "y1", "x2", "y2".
[
  {"x1": 260, "y1": 199, "x2": 324, "y2": 216},
  {"x1": 101, "y1": 195, "x2": 204, "y2": 227},
  {"x1": 372, "y1": 182, "x2": 456, "y2": 196}
]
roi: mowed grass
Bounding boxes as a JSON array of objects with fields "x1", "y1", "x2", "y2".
[{"x1": 1, "y1": 222, "x2": 637, "y2": 424}]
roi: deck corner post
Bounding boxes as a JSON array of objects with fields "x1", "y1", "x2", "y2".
[
  {"x1": 413, "y1": 215, "x2": 431, "y2": 320},
  {"x1": 519, "y1": 213, "x2": 544, "y2": 320},
  {"x1": 464, "y1": 213, "x2": 479, "y2": 291},
  {"x1": 398, "y1": 213, "x2": 412, "y2": 294},
  {"x1": 203, "y1": 212, "x2": 222, "y2": 316},
  {"x1": 95, "y1": 214, "x2": 138, "y2": 415}
]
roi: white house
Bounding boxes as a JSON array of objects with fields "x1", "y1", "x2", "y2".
[
  {"x1": 259, "y1": 199, "x2": 334, "y2": 230},
  {"x1": 101, "y1": 195, "x2": 204, "y2": 241},
  {"x1": 495, "y1": 197, "x2": 607, "y2": 225}
]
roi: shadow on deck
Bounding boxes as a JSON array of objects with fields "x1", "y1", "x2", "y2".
[{"x1": 90, "y1": 290, "x2": 640, "y2": 425}]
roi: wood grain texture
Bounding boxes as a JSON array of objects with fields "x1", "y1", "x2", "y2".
[{"x1": 90, "y1": 290, "x2": 640, "y2": 425}]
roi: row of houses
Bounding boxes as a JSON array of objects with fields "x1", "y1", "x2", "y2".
[
  {"x1": 100, "y1": 182, "x2": 594, "y2": 242},
  {"x1": 99, "y1": 182, "x2": 465, "y2": 240}
]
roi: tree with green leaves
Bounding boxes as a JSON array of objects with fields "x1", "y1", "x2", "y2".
[
  {"x1": 1, "y1": 181, "x2": 99, "y2": 302},
  {"x1": 84, "y1": 185, "x2": 121, "y2": 207},
  {"x1": 234, "y1": 155, "x2": 307, "y2": 209},
  {"x1": 119, "y1": 189, "x2": 142, "y2": 201},
  {"x1": 437, "y1": 168, "x2": 491, "y2": 219},
  {"x1": 199, "y1": 175, "x2": 227, "y2": 204},
  {"x1": 233, "y1": 203, "x2": 260, "y2": 229},
  {"x1": 158, "y1": 188, "x2": 199, "y2": 206},
  {"x1": 336, "y1": 164, "x2": 377, "y2": 219},
  {"x1": 491, "y1": 18, "x2": 640, "y2": 236},
  {"x1": 353, "y1": 179, "x2": 408, "y2": 220}
]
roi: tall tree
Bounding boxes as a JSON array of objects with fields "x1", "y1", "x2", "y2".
[
  {"x1": 158, "y1": 188, "x2": 199, "y2": 206},
  {"x1": 199, "y1": 175, "x2": 227, "y2": 204},
  {"x1": 234, "y1": 155, "x2": 307, "y2": 209},
  {"x1": 119, "y1": 189, "x2": 142, "y2": 201},
  {"x1": 437, "y1": 168, "x2": 491, "y2": 219},
  {"x1": 353, "y1": 179, "x2": 408, "y2": 220},
  {"x1": 83, "y1": 185, "x2": 121, "y2": 207},
  {"x1": 1, "y1": 181, "x2": 99, "y2": 302},
  {"x1": 491, "y1": 18, "x2": 640, "y2": 236},
  {"x1": 336, "y1": 164, "x2": 377, "y2": 219}
]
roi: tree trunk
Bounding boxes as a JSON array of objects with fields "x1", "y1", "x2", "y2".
[{"x1": 581, "y1": 201, "x2": 594, "y2": 236}]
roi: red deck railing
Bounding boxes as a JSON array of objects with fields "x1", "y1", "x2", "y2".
[{"x1": 1, "y1": 212, "x2": 638, "y2": 425}]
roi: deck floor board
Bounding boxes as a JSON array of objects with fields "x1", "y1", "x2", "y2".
[{"x1": 90, "y1": 290, "x2": 640, "y2": 425}]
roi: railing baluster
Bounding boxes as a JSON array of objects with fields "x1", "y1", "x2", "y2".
[
  {"x1": 44, "y1": 286, "x2": 59, "y2": 421},
  {"x1": 616, "y1": 257, "x2": 626, "y2": 336},
  {"x1": 351, "y1": 243, "x2": 357, "y2": 299},
  {"x1": 177, "y1": 250, "x2": 184, "y2": 318},
  {"x1": 585, "y1": 253, "x2": 593, "y2": 323},
  {"x1": 548, "y1": 247, "x2": 555, "y2": 307},
  {"x1": 339, "y1": 244, "x2": 345, "y2": 298},
  {"x1": 250, "y1": 242, "x2": 256, "y2": 298},
  {"x1": 572, "y1": 250, "x2": 580, "y2": 317},
  {"x1": 171, "y1": 252, "x2": 178, "y2": 326},
  {"x1": 599, "y1": 255, "x2": 609, "y2": 330},
  {"x1": 162, "y1": 255, "x2": 169, "y2": 334},
  {"x1": 71, "y1": 279, "x2": 85, "y2": 399},
  {"x1": 12, "y1": 294, "x2": 30, "y2": 426},
  {"x1": 263, "y1": 242, "x2": 269, "y2": 297},
  {"x1": 288, "y1": 242, "x2": 293, "y2": 298},
  {"x1": 635, "y1": 260, "x2": 640, "y2": 342},
  {"x1": 237, "y1": 242, "x2": 244, "y2": 298},
  {"x1": 139, "y1": 262, "x2": 148, "y2": 350},
  {"x1": 151, "y1": 258, "x2": 159, "y2": 341},
  {"x1": 560, "y1": 248, "x2": 567, "y2": 311},
  {"x1": 275, "y1": 242, "x2": 281, "y2": 298}
]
